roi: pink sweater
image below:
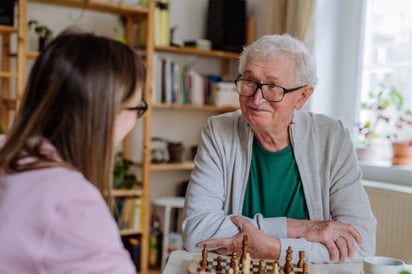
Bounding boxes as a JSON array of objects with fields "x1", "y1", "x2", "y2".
[{"x1": 0, "y1": 164, "x2": 136, "y2": 273}]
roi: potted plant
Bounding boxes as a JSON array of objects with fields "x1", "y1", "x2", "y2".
[
  {"x1": 28, "y1": 19, "x2": 53, "y2": 51},
  {"x1": 389, "y1": 108, "x2": 412, "y2": 166},
  {"x1": 113, "y1": 152, "x2": 137, "y2": 189},
  {"x1": 357, "y1": 83, "x2": 412, "y2": 165},
  {"x1": 356, "y1": 84, "x2": 400, "y2": 162}
]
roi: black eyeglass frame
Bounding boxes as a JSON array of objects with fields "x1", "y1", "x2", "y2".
[
  {"x1": 234, "y1": 75, "x2": 307, "y2": 102},
  {"x1": 126, "y1": 99, "x2": 148, "y2": 118}
]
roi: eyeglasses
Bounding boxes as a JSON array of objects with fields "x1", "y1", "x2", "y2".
[
  {"x1": 234, "y1": 76, "x2": 307, "y2": 102},
  {"x1": 125, "y1": 99, "x2": 148, "y2": 118}
]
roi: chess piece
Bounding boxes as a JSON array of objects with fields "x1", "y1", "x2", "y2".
[
  {"x1": 231, "y1": 252, "x2": 239, "y2": 274},
  {"x1": 216, "y1": 256, "x2": 223, "y2": 274},
  {"x1": 200, "y1": 244, "x2": 208, "y2": 271},
  {"x1": 258, "y1": 259, "x2": 266, "y2": 274},
  {"x1": 240, "y1": 234, "x2": 248, "y2": 263},
  {"x1": 297, "y1": 250, "x2": 305, "y2": 271},
  {"x1": 284, "y1": 246, "x2": 294, "y2": 274},
  {"x1": 271, "y1": 261, "x2": 280, "y2": 274},
  {"x1": 302, "y1": 262, "x2": 308, "y2": 274},
  {"x1": 285, "y1": 246, "x2": 293, "y2": 260},
  {"x1": 242, "y1": 253, "x2": 251, "y2": 274}
]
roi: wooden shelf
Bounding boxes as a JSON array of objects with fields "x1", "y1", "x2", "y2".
[
  {"x1": 27, "y1": 51, "x2": 40, "y2": 59},
  {"x1": 1, "y1": 1, "x2": 155, "y2": 272},
  {"x1": 31, "y1": 0, "x2": 150, "y2": 19},
  {"x1": 119, "y1": 228, "x2": 143, "y2": 236},
  {"x1": 152, "y1": 103, "x2": 238, "y2": 113},
  {"x1": 2, "y1": 98, "x2": 17, "y2": 109},
  {"x1": 155, "y1": 45, "x2": 240, "y2": 59},
  {"x1": 111, "y1": 188, "x2": 144, "y2": 197},
  {"x1": 0, "y1": 25, "x2": 17, "y2": 33},
  {"x1": 151, "y1": 161, "x2": 195, "y2": 171},
  {"x1": 0, "y1": 71, "x2": 17, "y2": 78},
  {"x1": 6, "y1": 52, "x2": 38, "y2": 59}
]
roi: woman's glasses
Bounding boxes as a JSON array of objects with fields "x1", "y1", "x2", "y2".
[{"x1": 125, "y1": 99, "x2": 148, "y2": 118}]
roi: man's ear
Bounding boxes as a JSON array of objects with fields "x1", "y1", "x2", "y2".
[{"x1": 295, "y1": 86, "x2": 314, "y2": 110}]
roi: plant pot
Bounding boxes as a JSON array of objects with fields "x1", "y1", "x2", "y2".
[
  {"x1": 356, "y1": 146, "x2": 391, "y2": 163},
  {"x1": 391, "y1": 141, "x2": 412, "y2": 167},
  {"x1": 167, "y1": 143, "x2": 185, "y2": 163}
]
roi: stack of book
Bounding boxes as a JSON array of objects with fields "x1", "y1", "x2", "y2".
[
  {"x1": 152, "y1": 55, "x2": 224, "y2": 106},
  {"x1": 114, "y1": 197, "x2": 143, "y2": 231}
]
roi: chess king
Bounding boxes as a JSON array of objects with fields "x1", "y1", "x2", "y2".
[{"x1": 181, "y1": 33, "x2": 376, "y2": 264}]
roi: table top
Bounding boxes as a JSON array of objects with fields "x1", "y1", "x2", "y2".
[{"x1": 164, "y1": 249, "x2": 367, "y2": 274}]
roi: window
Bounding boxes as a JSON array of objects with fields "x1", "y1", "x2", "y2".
[{"x1": 360, "y1": 0, "x2": 412, "y2": 148}]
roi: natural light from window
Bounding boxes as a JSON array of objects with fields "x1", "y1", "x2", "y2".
[{"x1": 359, "y1": 0, "x2": 412, "y2": 166}]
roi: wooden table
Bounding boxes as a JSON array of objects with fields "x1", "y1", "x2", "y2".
[{"x1": 164, "y1": 249, "x2": 366, "y2": 274}]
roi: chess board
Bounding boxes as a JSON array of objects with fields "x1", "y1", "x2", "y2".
[{"x1": 188, "y1": 253, "x2": 316, "y2": 274}]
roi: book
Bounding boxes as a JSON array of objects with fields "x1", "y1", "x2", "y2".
[
  {"x1": 133, "y1": 198, "x2": 142, "y2": 230},
  {"x1": 154, "y1": 0, "x2": 170, "y2": 46}
]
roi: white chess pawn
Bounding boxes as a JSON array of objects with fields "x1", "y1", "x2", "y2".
[{"x1": 271, "y1": 261, "x2": 279, "y2": 274}]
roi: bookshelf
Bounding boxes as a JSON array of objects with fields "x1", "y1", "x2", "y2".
[
  {"x1": 1, "y1": 1, "x2": 245, "y2": 271},
  {"x1": 144, "y1": 42, "x2": 239, "y2": 268},
  {"x1": 0, "y1": 0, "x2": 154, "y2": 272},
  {"x1": 0, "y1": 4, "x2": 26, "y2": 129}
]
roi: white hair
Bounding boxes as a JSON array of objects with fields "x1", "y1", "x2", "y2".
[{"x1": 238, "y1": 33, "x2": 318, "y2": 87}]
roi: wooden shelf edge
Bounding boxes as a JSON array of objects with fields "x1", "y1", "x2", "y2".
[
  {"x1": 119, "y1": 228, "x2": 143, "y2": 236},
  {"x1": 27, "y1": 51, "x2": 40, "y2": 59},
  {"x1": 155, "y1": 45, "x2": 240, "y2": 59},
  {"x1": 0, "y1": 71, "x2": 18, "y2": 78},
  {"x1": 111, "y1": 188, "x2": 144, "y2": 197},
  {"x1": 2, "y1": 98, "x2": 17, "y2": 108},
  {"x1": 0, "y1": 25, "x2": 18, "y2": 33},
  {"x1": 150, "y1": 161, "x2": 195, "y2": 171},
  {"x1": 152, "y1": 103, "x2": 238, "y2": 112},
  {"x1": 30, "y1": 0, "x2": 150, "y2": 17}
]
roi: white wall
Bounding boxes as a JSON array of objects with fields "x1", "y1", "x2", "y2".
[
  {"x1": 27, "y1": 0, "x2": 366, "y2": 134},
  {"x1": 26, "y1": 3, "x2": 123, "y2": 51},
  {"x1": 168, "y1": 0, "x2": 369, "y2": 137},
  {"x1": 26, "y1": 0, "x2": 373, "y2": 193}
]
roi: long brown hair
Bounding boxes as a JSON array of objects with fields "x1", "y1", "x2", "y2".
[{"x1": 0, "y1": 29, "x2": 146, "y2": 196}]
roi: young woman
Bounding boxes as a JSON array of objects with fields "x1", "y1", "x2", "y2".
[{"x1": 0, "y1": 30, "x2": 147, "y2": 273}]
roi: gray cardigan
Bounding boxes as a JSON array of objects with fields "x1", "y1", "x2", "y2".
[{"x1": 182, "y1": 109, "x2": 376, "y2": 263}]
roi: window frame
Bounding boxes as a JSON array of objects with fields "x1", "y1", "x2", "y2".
[{"x1": 311, "y1": 0, "x2": 412, "y2": 187}]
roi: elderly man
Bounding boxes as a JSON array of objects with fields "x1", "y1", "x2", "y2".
[{"x1": 182, "y1": 33, "x2": 376, "y2": 263}]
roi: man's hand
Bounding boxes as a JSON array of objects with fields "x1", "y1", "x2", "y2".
[
  {"x1": 287, "y1": 218, "x2": 362, "y2": 261},
  {"x1": 196, "y1": 215, "x2": 280, "y2": 260}
]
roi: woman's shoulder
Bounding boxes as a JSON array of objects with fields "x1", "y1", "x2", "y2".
[
  {"x1": 40, "y1": 167, "x2": 100, "y2": 197},
  {"x1": 11, "y1": 167, "x2": 102, "y2": 204}
]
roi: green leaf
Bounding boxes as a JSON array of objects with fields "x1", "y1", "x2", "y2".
[{"x1": 112, "y1": 153, "x2": 137, "y2": 189}]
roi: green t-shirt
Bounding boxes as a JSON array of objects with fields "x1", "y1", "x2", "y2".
[{"x1": 242, "y1": 138, "x2": 309, "y2": 219}]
